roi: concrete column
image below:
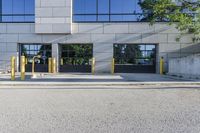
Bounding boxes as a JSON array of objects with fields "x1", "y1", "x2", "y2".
[
  {"x1": 52, "y1": 43, "x2": 59, "y2": 73},
  {"x1": 93, "y1": 43, "x2": 113, "y2": 73}
]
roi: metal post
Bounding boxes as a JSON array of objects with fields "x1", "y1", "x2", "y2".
[
  {"x1": 11, "y1": 56, "x2": 16, "y2": 81},
  {"x1": 60, "y1": 58, "x2": 63, "y2": 66},
  {"x1": 32, "y1": 55, "x2": 41, "y2": 78},
  {"x1": 52, "y1": 58, "x2": 56, "y2": 73},
  {"x1": 32, "y1": 57, "x2": 35, "y2": 77},
  {"x1": 21, "y1": 56, "x2": 26, "y2": 80},
  {"x1": 25, "y1": 58, "x2": 28, "y2": 65},
  {"x1": 111, "y1": 58, "x2": 115, "y2": 74},
  {"x1": 160, "y1": 57, "x2": 164, "y2": 75},
  {"x1": 48, "y1": 58, "x2": 52, "y2": 73},
  {"x1": 92, "y1": 57, "x2": 95, "y2": 75}
]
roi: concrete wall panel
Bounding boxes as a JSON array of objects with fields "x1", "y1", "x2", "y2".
[
  {"x1": 0, "y1": 43, "x2": 7, "y2": 52},
  {"x1": 6, "y1": 43, "x2": 17, "y2": 52},
  {"x1": 129, "y1": 23, "x2": 155, "y2": 33},
  {"x1": 104, "y1": 24, "x2": 129, "y2": 34},
  {"x1": 91, "y1": 34, "x2": 115, "y2": 43},
  {"x1": 169, "y1": 54, "x2": 200, "y2": 77},
  {"x1": 62, "y1": 34, "x2": 91, "y2": 43},
  {"x1": 142, "y1": 33, "x2": 168, "y2": 43},
  {"x1": 19, "y1": 34, "x2": 42, "y2": 43},
  {"x1": 7, "y1": 24, "x2": 32, "y2": 34},
  {"x1": 115, "y1": 34, "x2": 142, "y2": 43},
  {"x1": 78, "y1": 24, "x2": 104, "y2": 34},
  {"x1": 93, "y1": 43, "x2": 113, "y2": 53},
  {"x1": 35, "y1": 0, "x2": 72, "y2": 34},
  {"x1": 0, "y1": 24, "x2": 7, "y2": 33}
]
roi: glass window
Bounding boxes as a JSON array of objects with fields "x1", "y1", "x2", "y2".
[
  {"x1": 114, "y1": 44, "x2": 156, "y2": 65},
  {"x1": 98, "y1": 15, "x2": 109, "y2": 21},
  {"x1": 1, "y1": 0, "x2": 35, "y2": 22},
  {"x1": 61, "y1": 44, "x2": 93, "y2": 65},
  {"x1": 73, "y1": 0, "x2": 96, "y2": 14},
  {"x1": 25, "y1": 0, "x2": 35, "y2": 14},
  {"x1": 111, "y1": 0, "x2": 137, "y2": 14},
  {"x1": 146, "y1": 45, "x2": 156, "y2": 51},
  {"x1": 73, "y1": 0, "x2": 144, "y2": 22},
  {"x1": 98, "y1": 0, "x2": 109, "y2": 14},
  {"x1": 21, "y1": 44, "x2": 52, "y2": 64},
  {"x1": 13, "y1": 0, "x2": 25, "y2": 14},
  {"x1": 2, "y1": 0, "x2": 13, "y2": 14}
]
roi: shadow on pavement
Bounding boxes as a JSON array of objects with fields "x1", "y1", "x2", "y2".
[{"x1": 0, "y1": 73, "x2": 197, "y2": 83}]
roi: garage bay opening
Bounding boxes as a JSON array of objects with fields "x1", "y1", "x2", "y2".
[
  {"x1": 59, "y1": 44, "x2": 93, "y2": 73},
  {"x1": 114, "y1": 44, "x2": 156, "y2": 73}
]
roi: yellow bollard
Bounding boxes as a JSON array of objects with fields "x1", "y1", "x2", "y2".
[
  {"x1": 32, "y1": 57, "x2": 35, "y2": 76},
  {"x1": 48, "y1": 58, "x2": 52, "y2": 73},
  {"x1": 160, "y1": 57, "x2": 164, "y2": 75},
  {"x1": 91, "y1": 57, "x2": 95, "y2": 75},
  {"x1": 21, "y1": 56, "x2": 26, "y2": 80},
  {"x1": 111, "y1": 58, "x2": 115, "y2": 74},
  {"x1": 11, "y1": 56, "x2": 16, "y2": 81},
  {"x1": 60, "y1": 58, "x2": 64, "y2": 66},
  {"x1": 52, "y1": 58, "x2": 56, "y2": 73}
]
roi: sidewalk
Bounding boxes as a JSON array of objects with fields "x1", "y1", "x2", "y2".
[{"x1": 0, "y1": 73, "x2": 200, "y2": 86}]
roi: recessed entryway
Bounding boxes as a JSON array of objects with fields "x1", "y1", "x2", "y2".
[
  {"x1": 19, "y1": 43, "x2": 52, "y2": 72},
  {"x1": 59, "y1": 44, "x2": 93, "y2": 73},
  {"x1": 113, "y1": 44, "x2": 156, "y2": 73}
]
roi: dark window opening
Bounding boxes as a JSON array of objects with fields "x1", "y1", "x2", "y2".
[
  {"x1": 113, "y1": 44, "x2": 157, "y2": 73},
  {"x1": 60, "y1": 44, "x2": 93, "y2": 66},
  {"x1": 114, "y1": 44, "x2": 156, "y2": 65},
  {"x1": 21, "y1": 44, "x2": 52, "y2": 65},
  {"x1": 59, "y1": 44, "x2": 93, "y2": 73}
]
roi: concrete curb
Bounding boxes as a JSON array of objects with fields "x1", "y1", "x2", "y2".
[{"x1": 0, "y1": 82, "x2": 200, "y2": 87}]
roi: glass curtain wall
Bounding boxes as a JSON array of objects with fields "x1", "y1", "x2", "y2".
[
  {"x1": 1, "y1": 0, "x2": 35, "y2": 22},
  {"x1": 73, "y1": 0, "x2": 144, "y2": 22}
]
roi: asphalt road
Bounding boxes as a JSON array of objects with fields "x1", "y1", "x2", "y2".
[{"x1": 0, "y1": 85, "x2": 200, "y2": 133}]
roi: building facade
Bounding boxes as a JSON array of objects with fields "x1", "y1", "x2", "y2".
[{"x1": 0, "y1": 0, "x2": 195, "y2": 73}]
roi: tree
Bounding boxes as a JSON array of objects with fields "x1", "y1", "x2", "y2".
[{"x1": 139, "y1": 0, "x2": 200, "y2": 42}]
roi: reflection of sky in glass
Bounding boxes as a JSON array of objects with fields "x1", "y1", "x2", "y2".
[
  {"x1": 139, "y1": 45, "x2": 145, "y2": 51},
  {"x1": 110, "y1": 0, "x2": 142, "y2": 13},
  {"x1": 98, "y1": 0, "x2": 109, "y2": 14},
  {"x1": 146, "y1": 45, "x2": 155, "y2": 50},
  {"x1": 73, "y1": 0, "x2": 143, "y2": 21},
  {"x1": 74, "y1": 0, "x2": 142, "y2": 14},
  {"x1": 2, "y1": 0, "x2": 35, "y2": 22}
]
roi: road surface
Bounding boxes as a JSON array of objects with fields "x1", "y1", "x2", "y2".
[{"x1": 0, "y1": 85, "x2": 199, "y2": 133}]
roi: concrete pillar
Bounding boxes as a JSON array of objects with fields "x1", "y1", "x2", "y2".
[
  {"x1": 93, "y1": 43, "x2": 113, "y2": 73},
  {"x1": 52, "y1": 43, "x2": 59, "y2": 73}
]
